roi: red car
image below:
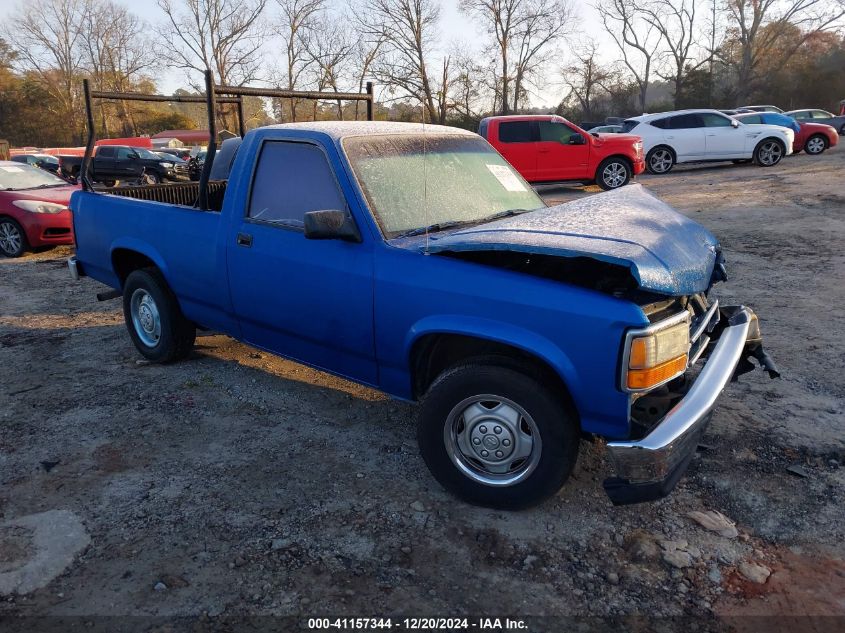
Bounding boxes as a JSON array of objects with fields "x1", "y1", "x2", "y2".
[
  {"x1": 479, "y1": 115, "x2": 645, "y2": 190},
  {"x1": 0, "y1": 161, "x2": 78, "y2": 257},
  {"x1": 733, "y1": 111, "x2": 838, "y2": 155}
]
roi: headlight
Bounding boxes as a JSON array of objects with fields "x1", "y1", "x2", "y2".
[
  {"x1": 12, "y1": 200, "x2": 67, "y2": 214},
  {"x1": 160, "y1": 162, "x2": 174, "y2": 168},
  {"x1": 622, "y1": 314, "x2": 690, "y2": 391}
]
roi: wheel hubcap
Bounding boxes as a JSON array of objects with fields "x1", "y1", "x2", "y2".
[
  {"x1": 444, "y1": 395, "x2": 541, "y2": 487},
  {"x1": 130, "y1": 289, "x2": 161, "y2": 347},
  {"x1": 603, "y1": 162, "x2": 627, "y2": 188},
  {"x1": 650, "y1": 150, "x2": 672, "y2": 173},
  {"x1": 807, "y1": 138, "x2": 824, "y2": 154},
  {"x1": 759, "y1": 142, "x2": 782, "y2": 165},
  {"x1": 0, "y1": 222, "x2": 22, "y2": 255}
]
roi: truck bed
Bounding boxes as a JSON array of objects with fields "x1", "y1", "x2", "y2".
[{"x1": 104, "y1": 180, "x2": 227, "y2": 211}]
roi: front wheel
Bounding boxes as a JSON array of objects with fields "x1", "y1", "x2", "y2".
[
  {"x1": 417, "y1": 363, "x2": 580, "y2": 509},
  {"x1": 804, "y1": 134, "x2": 827, "y2": 155},
  {"x1": 0, "y1": 217, "x2": 28, "y2": 258},
  {"x1": 754, "y1": 138, "x2": 785, "y2": 166},
  {"x1": 646, "y1": 146, "x2": 675, "y2": 174},
  {"x1": 122, "y1": 268, "x2": 196, "y2": 362},
  {"x1": 596, "y1": 157, "x2": 632, "y2": 190}
]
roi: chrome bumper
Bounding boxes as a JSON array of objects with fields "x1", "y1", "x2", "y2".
[
  {"x1": 68, "y1": 255, "x2": 81, "y2": 280},
  {"x1": 604, "y1": 306, "x2": 754, "y2": 505}
]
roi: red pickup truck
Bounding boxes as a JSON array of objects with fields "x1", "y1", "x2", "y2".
[{"x1": 480, "y1": 115, "x2": 645, "y2": 190}]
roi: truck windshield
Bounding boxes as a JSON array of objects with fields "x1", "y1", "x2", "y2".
[
  {"x1": 0, "y1": 163, "x2": 68, "y2": 190},
  {"x1": 343, "y1": 134, "x2": 544, "y2": 238}
]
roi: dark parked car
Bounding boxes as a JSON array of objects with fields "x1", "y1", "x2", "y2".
[
  {"x1": 157, "y1": 147, "x2": 192, "y2": 161},
  {"x1": 12, "y1": 153, "x2": 62, "y2": 175},
  {"x1": 60, "y1": 145, "x2": 189, "y2": 184},
  {"x1": 785, "y1": 109, "x2": 845, "y2": 135}
]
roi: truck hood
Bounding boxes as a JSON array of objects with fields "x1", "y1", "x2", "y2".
[
  {"x1": 593, "y1": 133, "x2": 640, "y2": 146},
  {"x1": 395, "y1": 185, "x2": 721, "y2": 296}
]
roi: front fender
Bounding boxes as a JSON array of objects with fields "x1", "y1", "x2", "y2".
[{"x1": 405, "y1": 314, "x2": 584, "y2": 408}]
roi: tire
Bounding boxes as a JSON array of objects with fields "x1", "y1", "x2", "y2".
[
  {"x1": 804, "y1": 134, "x2": 827, "y2": 155},
  {"x1": 596, "y1": 157, "x2": 632, "y2": 190},
  {"x1": 417, "y1": 362, "x2": 580, "y2": 509},
  {"x1": 754, "y1": 138, "x2": 785, "y2": 166},
  {"x1": 0, "y1": 217, "x2": 28, "y2": 258},
  {"x1": 103, "y1": 180, "x2": 116, "y2": 187},
  {"x1": 122, "y1": 268, "x2": 196, "y2": 363},
  {"x1": 645, "y1": 146, "x2": 675, "y2": 174},
  {"x1": 145, "y1": 172, "x2": 160, "y2": 185}
]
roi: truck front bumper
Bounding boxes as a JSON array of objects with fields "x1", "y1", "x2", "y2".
[{"x1": 603, "y1": 306, "x2": 771, "y2": 505}]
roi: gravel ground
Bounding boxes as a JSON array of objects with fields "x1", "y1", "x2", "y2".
[{"x1": 1, "y1": 147, "x2": 844, "y2": 627}]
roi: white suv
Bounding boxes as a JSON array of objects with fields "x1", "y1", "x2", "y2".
[{"x1": 622, "y1": 109, "x2": 794, "y2": 174}]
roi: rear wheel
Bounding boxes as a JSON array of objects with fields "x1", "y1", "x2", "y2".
[
  {"x1": 417, "y1": 363, "x2": 580, "y2": 509},
  {"x1": 122, "y1": 268, "x2": 195, "y2": 363},
  {"x1": 804, "y1": 134, "x2": 827, "y2": 155},
  {"x1": 754, "y1": 138, "x2": 785, "y2": 166},
  {"x1": 646, "y1": 146, "x2": 675, "y2": 174},
  {"x1": 0, "y1": 218, "x2": 28, "y2": 258},
  {"x1": 596, "y1": 157, "x2": 631, "y2": 190}
]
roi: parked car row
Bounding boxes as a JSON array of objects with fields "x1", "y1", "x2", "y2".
[{"x1": 58, "y1": 145, "x2": 191, "y2": 185}]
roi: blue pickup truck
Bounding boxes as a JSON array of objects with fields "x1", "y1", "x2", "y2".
[{"x1": 68, "y1": 121, "x2": 777, "y2": 508}]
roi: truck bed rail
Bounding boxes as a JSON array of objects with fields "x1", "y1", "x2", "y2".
[{"x1": 105, "y1": 180, "x2": 227, "y2": 211}]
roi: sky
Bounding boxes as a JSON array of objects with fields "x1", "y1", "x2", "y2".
[{"x1": 0, "y1": 0, "x2": 612, "y2": 108}]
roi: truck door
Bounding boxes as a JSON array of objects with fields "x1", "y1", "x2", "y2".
[
  {"x1": 92, "y1": 146, "x2": 117, "y2": 179},
  {"x1": 534, "y1": 119, "x2": 590, "y2": 182},
  {"x1": 494, "y1": 120, "x2": 537, "y2": 180},
  {"x1": 226, "y1": 139, "x2": 377, "y2": 385},
  {"x1": 115, "y1": 146, "x2": 143, "y2": 179}
]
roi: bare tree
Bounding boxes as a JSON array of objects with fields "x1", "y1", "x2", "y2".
[
  {"x1": 358, "y1": 0, "x2": 449, "y2": 124},
  {"x1": 508, "y1": 0, "x2": 574, "y2": 112},
  {"x1": 303, "y1": 13, "x2": 355, "y2": 119},
  {"x1": 595, "y1": 0, "x2": 660, "y2": 112},
  {"x1": 4, "y1": 0, "x2": 88, "y2": 142},
  {"x1": 641, "y1": 0, "x2": 706, "y2": 108},
  {"x1": 82, "y1": 0, "x2": 156, "y2": 135},
  {"x1": 157, "y1": 0, "x2": 267, "y2": 85},
  {"x1": 275, "y1": 0, "x2": 325, "y2": 121},
  {"x1": 561, "y1": 40, "x2": 617, "y2": 120},
  {"x1": 460, "y1": 0, "x2": 573, "y2": 114},
  {"x1": 723, "y1": 0, "x2": 845, "y2": 103},
  {"x1": 350, "y1": 27, "x2": 386, "y2": 120}
]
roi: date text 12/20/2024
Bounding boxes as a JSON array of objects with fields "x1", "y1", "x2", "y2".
[{"x1": 307, "y1": 618, "x2": 528, "y2": 630}]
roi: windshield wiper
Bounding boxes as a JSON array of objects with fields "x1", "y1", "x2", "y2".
[
  {"x1": 394, "y1": 219, "x2": 475, "y2": 238},
  {"x1": 394, "y1": 209, "x2": 533, "y2": 239}
]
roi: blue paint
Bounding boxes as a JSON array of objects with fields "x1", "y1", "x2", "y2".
[{"x1": 71, "y1": 122, "x2": 726, "y2": 440}]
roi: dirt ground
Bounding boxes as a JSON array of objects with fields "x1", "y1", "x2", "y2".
[{"x1": 1, "y1": 147, "x2": 844, "y2": 629}]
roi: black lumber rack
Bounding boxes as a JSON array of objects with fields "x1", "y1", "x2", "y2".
[{"x1": 81, "y1": 70, "x2": 375, "y2": 210}]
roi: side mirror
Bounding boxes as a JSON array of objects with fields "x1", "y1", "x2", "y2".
[
  {"x1": 304, "y1": 209, "x2": 361, "y2": 243},
  {"x1": 731, "y1": 119, "x2": 739, "y2": 128},
  {"x1": 568, "y1": 133, "x2": 586, "y2": 145}
]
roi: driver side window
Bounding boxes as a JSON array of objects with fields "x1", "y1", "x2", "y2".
[
  {"x1": 538, "y1": 121, "x2": 577, "y2": 143},
  {"x1": 248, "y1": 141, "x2": 347, "y2": 228}
]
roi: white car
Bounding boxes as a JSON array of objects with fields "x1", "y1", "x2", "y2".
[{"x1": 621, "y1": 109, "x2": 794, "y2": 174}]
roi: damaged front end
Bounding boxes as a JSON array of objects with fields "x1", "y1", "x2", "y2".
[{"x1": 603, "y1": 303, "x2": 779, "y2": 506}]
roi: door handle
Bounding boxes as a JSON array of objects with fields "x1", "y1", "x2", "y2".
[{"x1": 236, "y1": 232, "x2": 253, "y2": 247}]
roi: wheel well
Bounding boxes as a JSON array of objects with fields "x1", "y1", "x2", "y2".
[
  {"x1": 756, "y1": 136, "x2": 785, "y2": 150},
  {"x1": 648, "y1": 144, "x2": 676, "y2": 160},
  {"x1": 807, "y1": 133, "x2": 828, "y2": 148},
  {"x1": 410, "y1": 333, "x2": 574, "y2": 405},
  {"x1": 112, "y1": 249, "x2": 157, "y2": 286},
  {"x1": 597, "y1": 154, "x2": 633, "y2": 173}
]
